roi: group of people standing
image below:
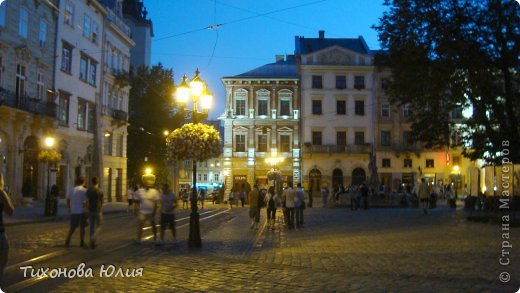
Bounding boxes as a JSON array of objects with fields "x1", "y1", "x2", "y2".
[{"x1": 245, "y1": 182, "x2": 306, "y2": 231}]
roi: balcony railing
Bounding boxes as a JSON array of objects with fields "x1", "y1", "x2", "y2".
[
  {"x1": 107, "y1": 9, "x2": 131, "y2": 37},
  {"x1": 305, "y1": 144, "x2": 371, "y2": 154},
  {"x1": 111, "y1": 109, "x2": 128, "y2": 121},
  {"x1": 0, "y1": 88, "x2": 57, "y2": 119}
]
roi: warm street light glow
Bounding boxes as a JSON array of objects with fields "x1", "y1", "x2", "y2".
[
  {"x1": 453, "y1": 165, "x2": 460, "y2": 173},
  {"x1": 44, "y1": 136, "x2": 55, "y2": 148},
  {"x1": 144, "y1": 167, "x2": 153, "y2": 175},
  {"x1": 163, "y1": 130, "x2": 170, "y2": 136},
  {"x1": 189, "y1": 69, "x2": 204, "y2": 97},
  {"x1": 176, "y1": 74, "x2": 191, "y2": 104},
  {"x1": 200, "y1": 88, "x2": 213, "y2": 110},
  {"x1": 104, "y1": 132, "x2": 111, "y2": 137}
]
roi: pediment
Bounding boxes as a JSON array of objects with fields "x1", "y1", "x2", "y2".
[
  {"x1": 233, "y1": 125, "x2": 248, "y2": 132},
  {"x1": 278, "y1": 126, "x2": 293, "y2": 132},
  {"x1": 305, "y1": 46, "x2": 367, "y2": 66}
]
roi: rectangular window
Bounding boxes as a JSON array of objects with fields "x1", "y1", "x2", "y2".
[
  {"x1": 280, "y1": 135, "x2": 291, "y2": 152},
  {"x1": 61, "y1": 43, "x2": 72, "y2": 73},
  {"x1": 87, "y1": 103, "x2": 95, "y2": 132},
  {"x1": 19, "y1": 8, "x2": 28, "y2": 38},
  {"x1": 312, "y1": 131, "x2": 322, "y2": 145},
  {"x1": 36, "y1": 72, "x2": 44, "y2": 100},
  {"x1": 312, "y1": 75, "x2": 322, "y2": 89},
  {"x1": 381, "y1": 104, "x2": 390, "y2": 118},
  {"x1": 0, "y1": 3, "x2": 6, "y2": 27},
  {"x1": 104, "y1": 133, "x2": 112, "y2": 156},
  {"x1": 354, "y1": 76, "x2": 365, "y2": 89},
  {"x1": 257, "y1": 134, "x2": 268, "y2": 152},
  {"x1": 382, "y1": 158, "x2": 391, "y2": 168},
  {"x1": 39, "y1": 20, "x2": 47, "y2": 48},
  {"x1": 80, "y1": 56, "x2": 88, "y2": 81},
  {"x1": 77, "y1": 99, "x2": 86, "y2": 130},
  {"x1": 257, "y1": 99, "x2": 268, "y2": 116},
  {"x1": 336, "y1": 75, "x2": 346, "y2": 89},
  {"x1": 336, "y1": 100, "x2": 346, "y2": 115},
  {"x1": 203, "y1": 173, "x2": 208, "y2": 181},
  {"x1": 381, "y1": 131, "x2": 391, "y2": 146},
  {"x1": 403, "y1": 131, "x2": 413, "y2": 147},
  {"x1": 92, "y1": 22, "x2": 98, "y2": 44},
  {"x1": 214, "y1": 173, "x2": 219, "y2": 182},
  {"x1": 197, "y1": 174, "x2": 202, "y2": 181},
  {"x1": 89, "y1": 61, "x2": 97, "y2": 86},
  {"x1": 65, "y1": 1, "x2": 74, "y2": 26},
  {"x1": 355, "y1": 100, "x2": 365, "y2": 116},
  {"x1": 355, "y1": 131, "x2": 365, "y2": 145},
  {"x1": 117, "y1": 135, "x2": 124, "y2": 157},
  {"x1": 280, "y1": 100, "x2": 291, "y2": 116},
  {"x1": 403, "y1": 104, "x2": 412, "y2": 118},
  {"x1": 404, "y1": 159, "x2": 412, "y2": 168},
  {"x1": 83, "y1": 15, "x2": 91, "y2": 39},
  {"x1": 235, "y1": 134, "x2": 245, "y2": 152},
  {"x1": 426, "y1": 159, "x2": 435, "y2": 168},
  {"x1": 58, "y1": 92, "x2": 70, "y2": 126},
  {"x1": 312, "y1": 100, "x2": 322, "y2": 115},
  {"x1": 235, "y1": 100, "x2": 246, "y2": 116},
  {"x1": 15, "y1": 64, "x2": 26, "y2": 99},
  {"x1": 337, "y1": 131, "x2": 347, "y2": 146}
]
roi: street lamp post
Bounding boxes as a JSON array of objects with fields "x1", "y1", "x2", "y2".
[
  {"x1": 44, "y1": 136, "x2": 55, "y2": 216},
  {"x1": 175, "y1": 69, "x2": 213, "y2": 248}
]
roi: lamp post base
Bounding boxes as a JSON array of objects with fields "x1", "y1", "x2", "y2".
[{"x1": 188, "y1": 211, "x2": 201, "y2": 248}]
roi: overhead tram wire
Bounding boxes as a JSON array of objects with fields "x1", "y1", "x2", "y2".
[
  {"x1": 205, "y1": 0, "x2": 219, "y2": 68},
  {"x1": 153, "y1": 0, "x2": 329, "y2": 42}
]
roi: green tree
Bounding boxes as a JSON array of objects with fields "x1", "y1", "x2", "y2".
[
  {"x1": 127, "y1": 64, "x2": 183, "y2": 186},
  {"x1": 374, "y1": 0, "x2": 519, "y2": 163}
]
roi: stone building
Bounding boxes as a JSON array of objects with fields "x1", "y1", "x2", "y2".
[
  {"x1": 297, "y1": 31, "x2": 376, "y2": 194},
  {"x1": 220, "y1": 55, "x2": 301, "y2": 195},
  {"x1": 122, "y1": 0, "x2": 153, "y2": 70},
  {"x1": 0, "y1": 0, "x2": 59, "y2": 202}
]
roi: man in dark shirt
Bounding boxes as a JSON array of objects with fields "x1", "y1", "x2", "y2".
[{"x1": 87, "y1": 177, "x2": 104, "y2": 249}]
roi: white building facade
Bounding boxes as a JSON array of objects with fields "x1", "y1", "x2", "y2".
[{"x1": 298, "y1": 32, "x2": 376, "y2": 194}]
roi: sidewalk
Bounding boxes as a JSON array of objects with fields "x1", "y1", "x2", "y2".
[{"x1": 4, "y1": 200, "x2": 128, "y2": 226}]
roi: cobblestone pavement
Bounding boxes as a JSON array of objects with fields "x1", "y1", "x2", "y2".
[{"x1": 11, "y1": 206, "x2": 520, "y2": 292}]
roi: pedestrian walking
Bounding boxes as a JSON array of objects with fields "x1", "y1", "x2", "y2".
[
  {"x1": 65, "y1": 176, "x2": 88, "y2": 247},
  {"x1": 127, "y1": 185, "x2": 136, "y2": 212},
  {"x1": 86, "y1": 177, "x2": 104, "y2": 249},
  {"x1": 248, "y1": 184, "x2": 260, "y2": 230},
  {"x1": 159, "y1": 184, "x2": 177, "y2": 244},
  {"x1": 0, "y1": 173, "x2": 14, "y2": 285},
  {"x1": 265, "y1": 186, "x2": 277, "y2": 230},
  {"x1": 51, "y1": 184, "x2": 59, "y2": 216},
  {"x1": 283, "y1": 183, "x2": 296, "y2": 230},
  {"x1": 239, "y1": 185, "x2": 246, "y2": 207},
  {"x1": 182, "y1": 189, "x2": 189, "y2": 209},
  {"x1": 295, "y1": 183, "x2": 305, "y2": 228},
  {"x1": 360, "y1": 183, "x2": 369, "y2": 210},
  {"x1": 322, "y1": 186, "x2": 329, "y2": 207},
  {"x1": 199, "y1": 188, "x2": 205, "y2": 209},
  {"x1": 229, "y1": 187, "x2": 236, "y2": 208},
  {"x1": 418, "y1": 178, "x2": 430, "y2": 214},
  {"x1": 134, "y1": 173, "x2": 159, "y2": 243}
]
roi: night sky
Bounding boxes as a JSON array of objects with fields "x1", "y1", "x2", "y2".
[{"x1": 147, "y1": 0, "x2": 387, "y2": 119}]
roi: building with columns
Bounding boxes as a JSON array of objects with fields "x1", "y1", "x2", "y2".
[
  {"x1": 298, "y1": 32, "x2": 377, "y2": 194},
  {"x1": 220, "y1": 55, "x2": 301, "y2": 195}
]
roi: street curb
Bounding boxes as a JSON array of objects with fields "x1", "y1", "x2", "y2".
[{"x1": 4, "y1": 210, "x2": 127, "y2": 227}]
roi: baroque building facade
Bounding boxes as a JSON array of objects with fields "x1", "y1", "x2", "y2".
[
  {"x1": 298, "y1": 32, "x2": 376, "y2": 194},
  {"x1": 0, "y1": 0, "x2": 59, "y2": 202},
  {"x1": 220, "y1": 55, "x2": 301, "y2": 195}
]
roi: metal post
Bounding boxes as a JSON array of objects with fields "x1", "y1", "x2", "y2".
[{"x1": 188, "y1": 159, "x2": 201, "y2": 248}]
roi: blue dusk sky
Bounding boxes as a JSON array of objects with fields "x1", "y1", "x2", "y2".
[{"x1": 147, "y1": 0, "x2": 387, "y2": 119}]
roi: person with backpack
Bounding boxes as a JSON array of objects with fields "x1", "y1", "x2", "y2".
[{"x1": 265, "y1": 186, "x2": 277, "y2": 230}]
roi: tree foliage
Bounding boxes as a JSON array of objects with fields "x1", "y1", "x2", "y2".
[
  {"x1": 127, "y1": 64, "x2": 183, "y2": 185},
  {"x1": 374, "y1": 0, "x2": 520, "y2": 163},
  {"x1": 166, "y1": 123, "x2": 222, "y2": 163}
]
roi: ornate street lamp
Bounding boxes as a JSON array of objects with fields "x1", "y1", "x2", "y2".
[
  {"x1": 43, "y1": 136, "x2": 55, "y2": 216},
  {"x1": 266, "y1": 150, "x2": 285, "y2": 195},
  {"x1": 174, "y1": 69, "x2": 213, "y2": 248}
]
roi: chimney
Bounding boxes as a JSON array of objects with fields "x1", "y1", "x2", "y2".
[
  {"x1": 275, "y1": 55, "x2": 284, "y2": 63},
  {"x1": 319, "y1": 30, "x2": 325, "y2": 39}
]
